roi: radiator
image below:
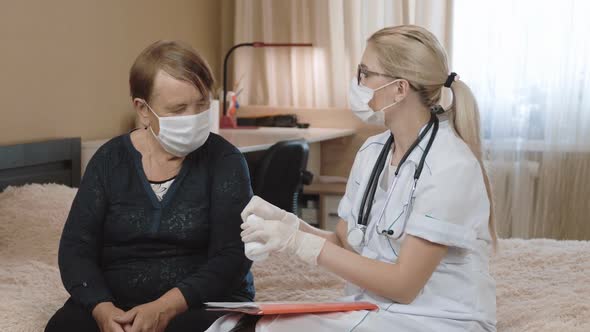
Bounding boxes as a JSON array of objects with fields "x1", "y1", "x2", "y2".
[{"x1": 484, "y1": 160, "x2": 540, "y2": 238}]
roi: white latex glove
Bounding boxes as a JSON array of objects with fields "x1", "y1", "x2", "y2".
[
  {"x1": 241, "y1": 213, "x2": 326, "y2": 265},
  {"x1": 243, "y1": 215, "x2": 269, "y2": 262},
  {"x1": 240, "y1": 196, "x2": 287, "y2": 223}
]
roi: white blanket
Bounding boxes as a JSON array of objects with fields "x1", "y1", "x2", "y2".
[{"x1": 1, "y1": 184, "x2": 589, "y2": 331}]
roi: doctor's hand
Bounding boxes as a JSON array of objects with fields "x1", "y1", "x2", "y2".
[
  {"x1": 240, "y1": 196, "x2": 288, "y2": 223},
  {"x1": 241, "y1": 214, "x2": 326, "y2": 265}
]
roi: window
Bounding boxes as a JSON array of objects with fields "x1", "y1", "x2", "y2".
[{"x1": 452, "y1": 0, "x2": 590, "y2": 144}]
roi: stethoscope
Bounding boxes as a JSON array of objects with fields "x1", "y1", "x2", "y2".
[{"x1": 347, "y1": 112, "x2": 440, "y2": 247}]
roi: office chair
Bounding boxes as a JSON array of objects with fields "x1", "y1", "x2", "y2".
[{"x1": 251, "y1": 139, "x2": 314, "y2": 213}]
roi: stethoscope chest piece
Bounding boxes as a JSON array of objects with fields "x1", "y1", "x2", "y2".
[{"x1": 347, "y1": 226, "x2": 366, "y2": 247}]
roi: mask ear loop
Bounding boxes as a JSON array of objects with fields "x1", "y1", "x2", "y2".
[
  {"x1": 374, "y1": 78, "x2": 400, "y2": 92},
  {"x1": 143, "y1": 101, "x2": 160, "y2": 118},
  {"x1": 376, "y1": 79, "x2": 407, "y2": 112},
  {"x1": 142, "y1": 100, "x2": 162, "y2": 131},
  {"x1": 137, "y1": 100, "x2": 152, "y2": 129}
]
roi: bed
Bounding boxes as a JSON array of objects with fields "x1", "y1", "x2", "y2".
[{"x1": 1, "y1": 139, "x2": 589, "y2": 331}]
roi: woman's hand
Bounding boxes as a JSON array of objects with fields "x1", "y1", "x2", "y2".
[
  {"x1": 113, "y1": 300, "x2": 172, "y2": 332},
  {"x1": 92, "y1": 302, "x2": 131, "y2": 332},
  {"x1": 240, "y1": 196, "x2": 287, "y2": 222},
  {"x1": 113, "y1": 288, "x2": 187, "y2": 332}
]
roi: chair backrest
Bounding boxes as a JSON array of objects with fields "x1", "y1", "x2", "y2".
[{"x1": 252, "y1": 139, "x2": 311, "y2": 213}]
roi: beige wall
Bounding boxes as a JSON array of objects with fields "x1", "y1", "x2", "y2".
[{"x1": 0, "y1": 0, "x2": 222, "y2": 145}]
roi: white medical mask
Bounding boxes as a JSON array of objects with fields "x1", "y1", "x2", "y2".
[
  {"x1": 146, "y1": 103, "x2": 210, "y2": 157},
  {"x1": 348, "y1": 78, "x2": 403, "y2": 126}
]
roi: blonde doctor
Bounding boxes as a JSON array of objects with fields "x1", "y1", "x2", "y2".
[{"x1": 208, "y1": 25, "x2": 497, "y2": 332}]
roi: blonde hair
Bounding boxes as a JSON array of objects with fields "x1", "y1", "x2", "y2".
[{"x1": 368, "y1": 25, "x2": 497, "y2": 246}]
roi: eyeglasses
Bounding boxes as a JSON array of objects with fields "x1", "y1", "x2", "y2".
[
  {"x1": 357, "y1": 64, "x2": 419, "y2": 91},
  {"x1": 357, "y1": 64, "x2": 396, "y2": 85}
]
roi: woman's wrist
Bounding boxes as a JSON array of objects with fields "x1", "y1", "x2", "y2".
[
  {"x1": 91, "y1": 301, "x2": 114, "y2": 319},
  {"x1": 156, "y1": 288, "x2": 189, "y2": 320}
]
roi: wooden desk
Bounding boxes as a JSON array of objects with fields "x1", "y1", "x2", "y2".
[{"x1": 219, "y1": 127, "x2": 355, "y2": 153}]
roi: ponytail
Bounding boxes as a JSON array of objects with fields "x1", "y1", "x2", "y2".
[{"x1": 449, "y1": 80, "x2": 498, "y2": 247}]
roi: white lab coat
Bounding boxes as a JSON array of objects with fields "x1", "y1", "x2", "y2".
[{"x1": 207, "y1": 120, "x2": 496, "y2": 332}]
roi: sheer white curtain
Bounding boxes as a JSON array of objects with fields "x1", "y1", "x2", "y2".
[
  {"x1": 453, "y1": 0, "x2": 590, "y2": 239},
  {"x1": 232, "y1": 0, "x2": 452, "y2": 108}
]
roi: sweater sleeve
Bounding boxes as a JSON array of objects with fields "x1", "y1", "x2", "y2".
[
  {"x1": 58, "y1": 150, "x2": 115, "y2": 312},
  {"x1": 176, "y1": 151, "x2": 253, "y2": 308}
]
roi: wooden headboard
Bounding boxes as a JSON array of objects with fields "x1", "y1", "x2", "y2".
[{"x1": 0, "y1": 138, "x2": 81, "y2": 191}]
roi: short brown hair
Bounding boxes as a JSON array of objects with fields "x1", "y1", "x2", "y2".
[{"x1": 129, "y1": 40, "x2": 214, "y2": 103}]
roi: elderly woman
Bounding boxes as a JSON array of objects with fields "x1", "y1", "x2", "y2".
[{"x1": 45, "y1": 41, "x2": 254, "y2": 332}]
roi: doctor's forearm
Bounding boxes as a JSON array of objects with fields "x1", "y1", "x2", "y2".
[
  {"x1": 317, "y1": 242, "x2": 413, "y2": 303},
  {"x1": 317, "y1": 237, "x2": 446, "y2": 304}
]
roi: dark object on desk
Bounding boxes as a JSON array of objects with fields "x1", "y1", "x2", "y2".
[
  {"x1": 251, "y1": 139, "x2": 314, "y2": 213},
  {"x1": 237, "y1": 114, "x2": 309, "y2": 128},
  {"x1": 0, "y1": 138, "x2": 81, "y2": 191}
]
